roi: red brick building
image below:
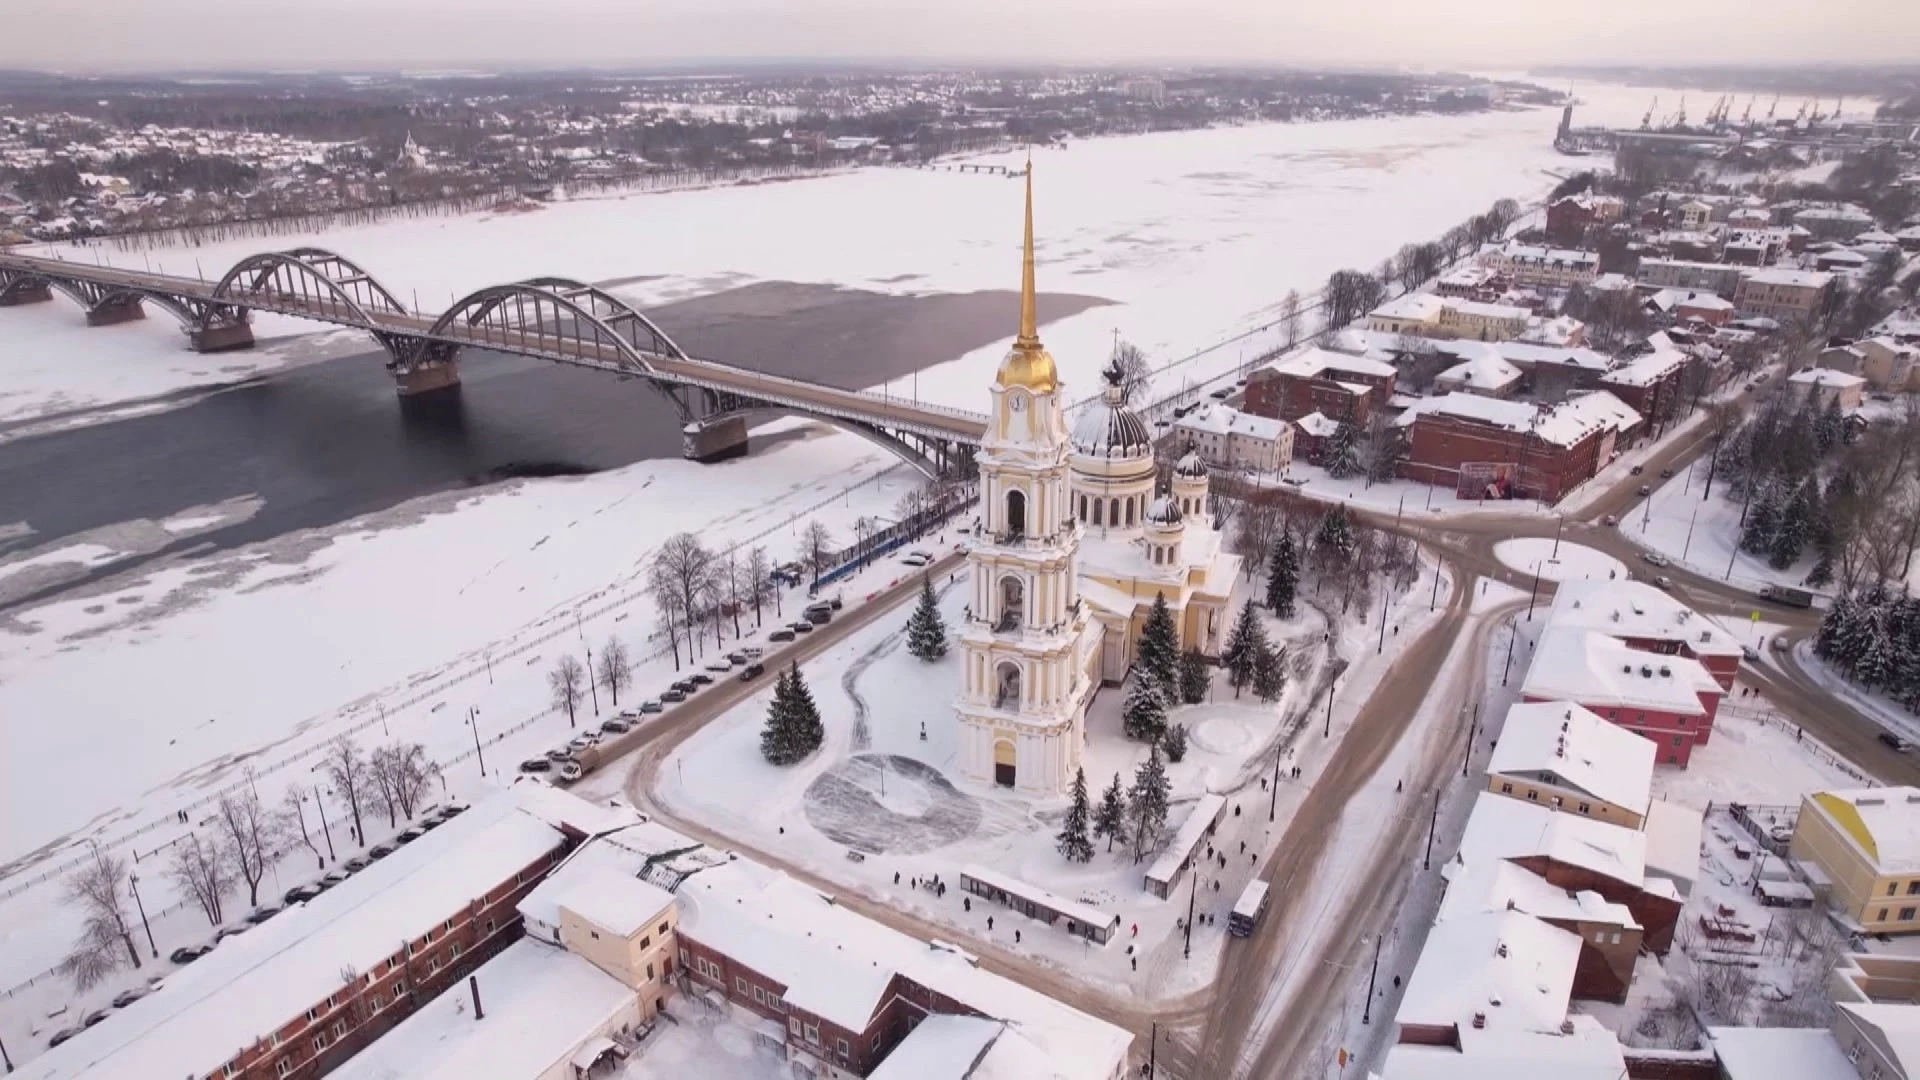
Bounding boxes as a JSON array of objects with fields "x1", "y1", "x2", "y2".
[
  {"x1": 1522, "y1": 628, "x2": 1728, "y2": 768},
  {"x1": 1394, "y1": 390, "x2": 1640, "y2": 503},
  {"x1": 1598, "y1": 339, "x2": 1692, "y2": 421},
  {"x1": 1546, "y1": 194, "x2": 1597, "y2": 247},
  {"x1": 1546, "y1": 580, "x2": 1745, "y2": 692},
  {"x1": 1244, "y1": 347, "x2": 1398, "y2": 423}
]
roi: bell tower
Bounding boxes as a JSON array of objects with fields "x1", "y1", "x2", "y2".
[{"x1": 955, "y1": 165, "x2": 1095, "y2": 797}]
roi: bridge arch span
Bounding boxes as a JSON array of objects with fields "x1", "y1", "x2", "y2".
[{"x1": 210, "y1": 248, "x2": 409, "y2": 327}]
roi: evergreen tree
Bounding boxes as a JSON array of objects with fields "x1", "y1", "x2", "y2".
[
  {"x1": 1739, "y1": 481, "x2": 1780, "y2": 556},
  {"x1": 1266, "y1": 532, "x2": 1300, "y2": 616},
  {"x1": 1162, "y1": 723, "x2": 1189, "y2": 764},
  {"x1": 1056, "y1": 767, "x2": 1094, "y2": 863},
  {"x1": 1769, "y1": 478, "x2": 1818, "y2": 571},
  {"x1": 1177, "y1": 648, "x2": 1211, "y2": 705},
  {"x1": 761, "y1": 662, "x2": 824, "y2": 765},
  {"x1": 1815, "y1": 592, "x2": 1851, "y2": 661},
  {"x1": 1815, "y1": 398, "x2": 1845, "y2": 453},
  {"x1": 1128, "y1": 745, "x2": 1172, "y2": 862},
  {"x1": 1325, "y1": 420, "x2": 1363, "y2": 479},
  {"x1": 1122, "y1": 675, "x2": 1169, "y2": 743},
  {"x1": 1093, "y1": 772, "x2": 1130, "y2": 853},
  {"x1": 1252, "y1": 639, "x2": 1288, "y2": 702},
  {"x1": 905, "y1": 574, "x2": 948, "y2": 660},
  {"x1": 1136, "y1": 592, "x2": 1180, "y2": 691},
  {"x1": 1222, "y1": 599, "x2": 1267, "y2": 698},
  {"x1": 1315, "y1": 506, "x2": 1357, "y2": 560}
]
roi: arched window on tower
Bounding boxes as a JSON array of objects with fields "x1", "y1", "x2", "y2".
[
  {"x1": 1091, "y1": 499, "x2": 1103, "y2": 526},
  {"x1": 994, "y1": 662, "x2": 1023, "y2": 709},
  {"x1": 1005, "y1": 489, "x2": 1027, "y2": 540},
  {"x1": 1125, "y1": 499, "x2": 1136, "y2": 526},
  {"x1": 1108, "y1": 498, "x2": 1119, "y2": 526},
  {"x1": 1078, "y1": 495, "x2": 1088, "y2": 523},
  {"x1": 996, "y1": 576, "x2": 1025, "y2": 632}
]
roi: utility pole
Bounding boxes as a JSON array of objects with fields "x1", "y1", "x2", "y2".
[
  {"x1": 1502, "y1": 622, "x2": 1519, "y2": 687},
  {"x1": 586, "y1": 646, "x2": 600, "y2": 715},
  {"x1": 468, "y1": 707, "x2": 487, "y2": 777},
  {"x1": 1324, "y1": 673, "x2": 1338, "y2": 738},
  {"x1": 1526, "y1": 566, "x2": 1541, "y2": 622},
  {"x1": 1362, "y1": 934, "x2": 1383, "y2": 1024},
  {"x1": 1270, "y1": 750, "x2": 1282, "y2": 821},
  {"x1": 1423, "y1": 790, "x2": 1441, "y2": 870},
  {"x1": 315, "y1": 786, "x2": 336, "y2": 861},
  {"x1": 1376, "y1": 580, "x2": 1391, "y2": 654},
  {"x1": 1147, "y1": 1022, "x2": 1157, "y2": 1079},
  {"x1": 2, "y1": 1029, "x2": 13, "y2": 1073},
  {"x1": 1550, "y1": 515, "x2": 1564, "y2": 560},
  {"x1": 1184, "y1": 872, "x2": 1197, "y2": 959},
  {"x1": 1430, "y1": 558, "x2": 1442, "y2": 611},
  {"x1": 127, "y1": 872, "x2": 158, "y2": 959}
]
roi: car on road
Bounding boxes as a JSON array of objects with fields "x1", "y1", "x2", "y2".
[
  {"x1": 1880, "y1": 732, "x2": 1908, "y2": 752},
  {"x1": 1659, "y1": 467, "x2": 1675, "y2": 479},
  {"x1": 689, "y1": 672, "x2": 715, "y2": 686},
  {"x1": 1652, "y1": 576, "x2": 1673, "y2": 591},
  {"x1": 1630, "y1": 464, "x2": 1645, "y2": 476},
  {"x1": 284, "y1": 885, "x2": 320, "y2": 904},
  {"x1": 790, "y1": 621, "x2": 815, "y2": 634},
  {"x1": 170, "y1": 944, "x2": 211, "y2": 964},
  {"x1": 369, "y1": 843, "x2": 396, "y2": 858},
  {"x1": 1742, "y1": 645, "x2": 1760, "y2": 662},
  {"x1": 1602, "y1": 514, "x2": 1619, "y2": 526},
  {"x1": 740, "y1": 662, "x2": 766, "y2": 681},
  {"x1": 558, "y1": 760, "x2": 584, "y2": 782},
  {"x1": 1771, "y1": 636, "x2": 1789, "y2": 652},
  {"x1": 47, "y1": 1027, "x2": 80, "y2": 1048},
  {"x1": 344, "y1": 856, "x2": 370, "y2": 872},
  {"x1": 1642, "y1": 553, "x2": 1669, "y2": 567},
  {"x1": 660, "y1": 688, "x2": 688, "y2": 703},
  {"x1": 602, "y1": 718, "x2": 632, "y2": 734},
  {"x1": 1637, "y1": 485, "x2": 1653, "y2": 497},
  {"x1": 769, "y1": 629, "x2": 796, "y2": 643},
  {"x1": 520, "y1": 757, "x2": 555, "y2": 774},
  {"x1": 1209, "y1": 387, "x2": 1233, "y2": 400},
  {"x1": 246, "y1": 905, "x2": 283, "y2": 924},
  {"x1": 900, "y1": 552, "x2": 932, "y2": 567},
  {"x1": 111, "y1": 987, "x2": 148, "y2": 1009}
]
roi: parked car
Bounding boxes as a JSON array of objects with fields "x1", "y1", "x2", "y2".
[
  {"x1": 1637, "y1": 485, "x2": 1653, "y2": 497},
  {"x1": 112, "y1": 987, "x2": 148, "y2": 1009},
  {"x1": 1742, "y1": 645, "x2": 1760, "y2": 662},
  {"x1": 769, "y1": 629, "x2": 796, "y2": 643},
  {"x1": 397, "y1": 827, "x2": 424, "y2": 843},
  {"x1": 1209, "y1": 387, "x2": 1233, "y2": 400},
  {"x1": 567, "y1": 734, "x2": 598, "y2": 751},
  {"x1": 828, "y1": 596, "x2": 843, "y2": 610},
  {"x1": 417, "y1": 816, "x2": 444, "y2": 830},
  {"x1": 344, "y1": 856, "x2": 369, "y2": 872},
  {"x1": 544, "y1": 748, "x2": 573, "y2": 763},
  {"x1": 704, "y1": 658, "x2": 733, "y2": 673},
  {"x1": 558, "y1": 760, "x2": 585, "y2": 782},
  {"x1": 369, "y1": 843, "x2": 396, "y2": 858},
  {"x1": 214, "y1": 924, "x2": 250, "y2": 943},
  {"x1": 640, "y1": 699, "x2": 664, "y2": 714},
  {"x1": 741, "y1": 646, "x2": 765, "y2": 660},
  {"x1": 82, "y1": 1009, "x2": 111, "y2": 1028},
  {"x1": 804, "y1": 609, "x2": 832, "y2": 626},
  {"x1": 1602, "y1": 514, "x2": 1619, "y2": 526},
  {"x1": 740, "y1": 662, "x2": 766, "y2": 681},
  {"x1": 284, "y1": 885, "x2": 320, "y2": 904},
  {"x1": 616, "y1": 708, "x2": 641, "y2": 721},
  {"x1": 602, "y1": 718, "x2": 632, "y2": 734},
  {"x1": 660, "y1": 688, "x2": 688, "y2": 703},
  {"x1": 520, "y1": 757, "x2": 555, "y2": 774},
  {"x1": 726, "y1": 651, "x2": 750, "y2": 665},
  {"x1": 1659, "y1": 467, "x2": 1675, "y2": 479},
  {"x1": 170, "y1": 944, "x2": 211, "y2": 964},
  {"x1": 790, "y1": 621, "x2": 815, "y2": 634},
  {"x1": 1630, "y1": 464, "x2": 1645, "y2": 476},
  {"x1": 47, "y1": 1027, "x2": 80, "y2": 1048},
  {"x1": 1642, "y1": 553, "x2": 1669, "y2": 567},
  {"x1": 1880, "y1": 732, "x2": 1908, "y2": 752},
  {"x1": 901, "y1": 552, "x2": 932, "y2": 567},
  {"x1": 688, "y1": 673, "x2": 715, "y2": 686},
  {"x1": 246, "y1": 905, "x2": 283, "y2": 924}
]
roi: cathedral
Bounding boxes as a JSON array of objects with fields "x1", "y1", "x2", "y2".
[{"x1": 953, "y1": 170, "x2": 1241, "y2": 797}]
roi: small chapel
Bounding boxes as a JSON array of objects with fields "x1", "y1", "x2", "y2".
[{"x1": 953, "y1": 169, "x2": 1241, "y2": 797}]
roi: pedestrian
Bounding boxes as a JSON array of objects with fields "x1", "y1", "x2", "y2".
[
  {"x1": 988, "y1": 916, "x2": 994, "y2": 931},
  {"x1": 1239, "y1": 840, "x2": 1245, "y2": 854},
  {"x1": 1131, "y1": 956, "x2": 1137, "y2": 971},
  {"x1": 1234, "y1": 804, "x2": 1241, "y2": 817},
  {"x1": 1015, "y1": 930, "x2": 1021, "y2": 944},
  {"x1": 1393, "y1": 975, "x2": 1401, "y2": 989},
  {"x1": 1395, "y1": 780, "x2": 1402, "y2": 793},
  {"x1": 912, "y1": 877, "x2": 918, "y2": 889},
  {"x1": 1131, "y1": 923, "x2": 1138, "y2": 938},
  {"x1": 894, "y1": 871, "x2": 900, "y2": 885},
  {"x1": 1212, "y1": 880, "x2": 1220, "y2": 892},
  {"x1": 964, "y1": 897, "x2": 971, "y2": 912},
  {"x1": 1250, "y1": 853, "x2": 1257, "y2": 865},
  {"x1": 1261, "y1": 777, "x2": 1268, "y2": 792}
]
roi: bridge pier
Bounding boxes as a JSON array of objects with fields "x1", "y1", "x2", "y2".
[
  {"x1": 189, "y1": 322, "x2": 256, "y2": 353},
  {"x1": 394, "y1": 360, "x2": 461, "y2": 397},
  {"x1": 682, "y1": 415, "x2": 750, "y2": 463},
  {"x1": 85, "y1": 295, "x2": 146, "y2": 326},
  {"x1": 0, "y1": 282, "x2": 52, "y2": 306}
]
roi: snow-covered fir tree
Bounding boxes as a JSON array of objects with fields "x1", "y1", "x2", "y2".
[
  {"x1": 1056, "y1": 767, "x2": 1094, "y2": 863},
  {"x1": 1162, "y1": 723, "x2": 1189, "y2": 764},
  {"x1": 1222, "y1": 599, "x2": 1266, "y2": 698},
  {"x1": 1122, "y1": 674, "x2": 1169, "y2": 743},
  {"x1": 1136, "y1": 592, "x2": 1180, "y2": 691},
  {"x1": 1315, "y1": 505, "x2": 1357, "y2": 561},
  {"x1": 1177, "y1": 648, "x2": 1211, "y2": 705},
  {"x1": 1128, "y1": 744, "x2": 1171, "y2": 862},
  {"x1": 1816, "y1": 586, "x2": 1920, "y2": 713},
  {"x1": 1769, "y1": 479, "x2": 1819, "y2": 571},
  {"x1": 760, "y1": 662, "x2": 824, "y2": 765},
  {"x1": 1325, "y1": 420, "x2": 1363, "y2": 479},
  {"x1": 1093, "y1": 772, "x2": 1129, "y2": 853},
  {"x1": 1266, "y1": 532, "x2": 1300, "y2": 616},
  {"x1": 1739, "y1": 481, "x2": 1780, "y2": 556},
  {"x1": 1252, "y1": 638, "x2": 1287, "y2": 702},
  {"x1": 905, "y1": 574, "x2": 948, "y2": 660}
]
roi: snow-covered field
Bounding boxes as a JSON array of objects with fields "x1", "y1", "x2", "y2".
[
  {"x1": 1494, "y1": 538, "x2": 1627, "y2": 584},
  {"x1": 1626, "y1": 460, "x2": 1821, "y2": 596}
]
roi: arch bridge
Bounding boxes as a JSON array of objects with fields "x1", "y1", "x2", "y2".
[{"x1": 0, "y1": 248, "x2": 985, "y2": 475}]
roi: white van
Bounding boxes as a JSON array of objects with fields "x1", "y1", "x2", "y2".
[{"x1": 1229, "y1": 880, "x2": 1270, "y2": 938}]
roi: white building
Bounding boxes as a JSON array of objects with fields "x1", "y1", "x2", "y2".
[
  {"x1": 1477, "y1": 242, "x2": 1600, "y2": 289},
  {"x1": 1170, "y1": 403, "x2": 1294, "y2": 473}
]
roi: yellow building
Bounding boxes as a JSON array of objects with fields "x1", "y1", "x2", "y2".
[
  {"x1": 1791, "y1": 787, "x2": 1920, "y2": 935},
  {"x1": 1485, "y1": 702, "x2": 1656, "y2": 829}
]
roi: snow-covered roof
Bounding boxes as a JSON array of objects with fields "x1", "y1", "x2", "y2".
[
  {"x1": 1789, "y1": 367, "x2": 1867, "y2": 389},
  {"x1": 1652, "y1": 288, "x2": 1735, "y2": 312},
  {"x1": 1492, "y1": 243, "x2": 1598, "y2": 267},
  {"x1": 1072, "y1": 393, "x2": 1153, "y2": 459},
  {"x1": 676, "y1": 861, "x2": 1131, "y2": 1075},
  {"x1": 1270, "y1": 346, "x2": 1398, "y2": 380},
  {"x1": 1743, "y1": 267, "x2": 1835, "y2": 289},
  {"x1": 1809, "y1": 788, "x2": 1920, "y2": 874},
  {"x1": 1643, "y1": 800, "x2": 1703, "y2": 895},
  {"x1": 1435, "y1": 346, "x2": 1523, "y2": 390},
  {"x1": 1450, "y1": 299, "x2": 1529, "y2": 321},
  {"x1": 1708, "y1": 1025, "x2": 1856, "y2": 1080},
  {"x1": 1379, "y1": 1018, "x2": 1628, "y2": 1080},
  {"x1": 329, "y1": 939, "x2": 634, "y2": 1080},
  {"x1": 1548, "y1": 579, "x2": 1745, "y2": 659},
  {"x1": 1487, "y1": 702, "x2": 1655, "y2": 815},
  {"x1": 1295, "y1": 411, "x2": 1341, "y2": 438},
  {"x1": 1437, "y1": 858, "x2": 1638, "y2": 930},
  {"x1": 1522, "y1": 627, "x2": 1720, "y2": 717},
  {"x1": 1372, "y1": 293, "x2": 1446, "y2": 322},
  {"x1": 868, "y1": 1015, "x2": 1003, "y2": 1080},
  {"x1": 1474, "y1": 340, "x2": 1614, "y2": 372},
  {"x1": 1556, "y1": 390, "x2": 1642, "y2": 435},
  {"x1": 19, "y1": 788, "x2": 571, "y2": 1080},
  {"x1": 958, "y1": 863, "x2": 1120, "y2": 931},
  {"x1": 1599, "y1": 344, "x2": 1688, "y2": 388},
  {"x1": 1452, "y1": 792, "x2": 1648, "y2": 890},
  {"x1": 553, "y1": 864, "x2": 676, "y2": 937},
  {"x1": 1839, "y1": 1002, "x2": 1920, "y2": 1075},
  {"x1": 1393, "y1": 392, "x2": 1539, "y2": 432},
  {"x1": 1146, "y1": 794, "x2": 1227, "y2": 887},
  {"x1": 1395, "y1": 909, "x2": 1580, "y2": 1040},
  {"x1": 1172, "y1": 404, "x2": 1287, "y2": 442}
]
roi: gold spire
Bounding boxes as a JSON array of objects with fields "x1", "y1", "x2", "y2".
[{"x1": 996, "y1": 157, "x2": 1059, "y2": 393}]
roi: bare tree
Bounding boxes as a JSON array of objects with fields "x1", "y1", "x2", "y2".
[
  {"x1": 800, "y1": 520, "x2": 835, "y2": 585},
  {"x1": 745, "y1": 545, "x2": 772, "y2": 627},
  {"x1": 1323, "y1": 269, "x2": 1387, "y2": 329},
  {"x1": 596, "y1": 636, "x2": 633, "y2": 706},
  {"x1": 370, "y1": 742, "x2": 440, "y2": 824},
  {"x1": 1280, "y1": 289, "x2": 1303, "y2": 346},
  {"x1": 653, "y1": 532, "x2": 718, "y2": 660},
  {"x1": 1113, "y1": 338, "x2": 1153, "y2": 402},
  {"x1": 214, "y1": 788, "x2": 280, "y2": 909},
  {"x1": 167, "y1": 834, "x2": 232, "y2": 926},
  {"x1": 1441, "y1": 223, "x2": 1473, "y2": 260},
  {"x1": 63, "y1": 847, "x2": 142, "y2": 989},
  {"x1": 324, "y1": 736, "x2": 371, "y2": 847},
  {"x1": 645, "y1": 562, "x2": 687, "y2": 670},
  {"x1": 282, "y1": 787, "x2": 324, "y2": 870},
  {"x1": 722, "y1": 549, "x2": 745, "y2": 639},
  {"x1": 1233, "y1": 496, "x2": 1285, "y2": 575},
  {"x1": 549, "y1": 653, "x2": 587, "y2": 726}
]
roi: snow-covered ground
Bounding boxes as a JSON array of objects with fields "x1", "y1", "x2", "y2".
[
  {"x1": 1494, "y1": 538, "x2": 1627, "y2": 584},
  {"x1": 1625, "y1": 459, "x2": 1822, "y2": 596},
  {"x1": 1787, "y1": 641, "x2": 1920, "y2": 746},
  {"x1": 619, "y1": 1007, "x2": 788, "y2": 1080}
]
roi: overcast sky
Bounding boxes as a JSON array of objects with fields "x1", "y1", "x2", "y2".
[{"x1": 4, "y1": 0, "x2": 1916, "y2": 73}]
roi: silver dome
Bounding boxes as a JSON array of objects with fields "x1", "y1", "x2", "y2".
[
  {"x1": 1174, "y1": 451, "x2": 1208, "y2": 478},
  {"x1": 1144, "y1": 494, "x2": 1183, "y2": 526},
  {"x1": 1071, "y1": 360, "x2": 1153, "y2": 458}
]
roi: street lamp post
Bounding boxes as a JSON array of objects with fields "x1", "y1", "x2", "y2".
[
  {"x1": 1526, "y1": 565, "x2": 1541, "y2": 622},
  {"x1": 585, "y1": 647, "x2": 600, "y2": 716},
  {"x1": 1184, "y1": 872, "x2": 1197, "y2": 959},
  {"x1": 1362, "y1": 933, "x2": 1383, "y2": 1024},
  {"x1": 1324, "y1": 673, "x2": 1337, "y2": 738},
  {"x1": 1462, "y1": 703, "x2": 1480, "y2": 777},
  {"x1": 1502, "y1": 621, "x2": 1519, "y2": 687},
  {"x1": 1270, "y1": 750, "x2": 1282, "y2": 822},
  {"x1": 314, "y1": 787, "x2": 336, "y2": 861},
  {"x1": 127, "y1": 872, "x2": 158, "y2": 959},
  {"x1": 1423, "y1": 790, "x2": 1441, "y2": 870},
  {"x1": 1550, "y1": 515, "x2": 1564, "y2": 560},
  {"x1": 468, "y1": 707, "x2": 487, "y2": 777}
]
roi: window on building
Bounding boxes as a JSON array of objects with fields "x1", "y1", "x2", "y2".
[
  {"x1": 1672, "y1": 735, "x2": 1684, "y2": 747},
  {"x1": 313, "y1": 1032, "x2": 329, "y2": 1054},
  {"x1": 224, "y1": 1065, "x2": 239, "y2": 1078},
  {"x1": 754, "y1": 987, "x2": 766, "y2": 1004},
  {"x1": 1578, "y1": 803, "x2": 1591, "y2": 814},
  {"x1": 1526, "y1": 790, "x2": 1538, "y2": 801},
  {"x1": 1903, "y1": 908, "x2": 1917, "y2": 922},
  {"x1": 444, "y1": 919, "x2": 454, "y2": 932},
  {"x1": 1499, "y1": 783, "x2": 1512, "y2": 793},
  {"x1": 838, "y1": 1037, "x2": 851, "y2": 1057},
  {"x1": 1880, "y1": 908, "x2": 1890, "y2": 922},
  {"x1": 275, "y1": 1060, "x2": 292, "y2": 1079},
  {"x1": 680, "y1": 948, "x2": 690, "y2": 967},
  {"x1": 590, "y1": 930, "x2": 601, "y2": 940},
  {"x1": 806, "y1": 1024, "x2": 821, "y2": 1046},
  {"x1": 428, "y1": 955, "x2": 440, "y2": 974},
  {"x1": 646, "y1": 962, "x2": 655, "y2": 982},
  {"x1": 737, "y1": 976, "x2": 752, "y2": 996},
  {"x1": 327, "y1": 994, "x2": 337, "y2": 1008},
  {"x1": 789, "y1": 1018, "x2": 802, "y2": 1037},
  {"x1": 306, "y1": 1007, "x2": 320, "y2": 1022},
  {"x1": 450, "y1": 941, "x2": 461, "y2": 957},
  {"x1": 370, "y1": 991, "x2": 384, "y2": 1013},
  {"x1": 332, "y1": 1020, "x2": 346, "y2": 1039},
  {"x1": 1892, "y1": 883, "x2": 1901, "y2": 897},
  {"x1": 659, "y1": 921, "x2": 670, "y2": 936},
  {"x1": 485, "y1": 919, "x2": 495, "y2": 934},
  {"x1": 1907, "y1": 882, "x2": 1920, "y2": 896}
]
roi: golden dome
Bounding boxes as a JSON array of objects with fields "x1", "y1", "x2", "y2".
[{"x1": 995, "y1": 163, "x2": 1059, "y2": 394}]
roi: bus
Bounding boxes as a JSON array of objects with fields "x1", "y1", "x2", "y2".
[{"x1": 1229, "y1": 880, "x2": 1270, "y2": 938}]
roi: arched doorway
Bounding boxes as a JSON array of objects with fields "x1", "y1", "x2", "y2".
[
  {"x1": 994, "y1": 661, "x2": 1022, "y2": 710},
  {"x1": 1005, "y1": 489, "x2": 1027, "y2": 539},
  {"x1": 993, "y1": 739, "x2": 1016, "y2": 787},
  {"x1": 997, "y1": 575, "x2": 1025, "y2": 632}
]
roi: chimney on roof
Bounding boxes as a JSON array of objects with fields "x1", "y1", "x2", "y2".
[
  {"x1": 1561, "y1": 1019, "x2": 1576, "y2": 1035},
  {"x1": 1472, "y1": 1012, "x2": 1488, "y2": 1029},
  {"x1": 1506, "y1": 898, "x2": 1517, "y2": 910},
  {"x1": 1641, "y1": 665, "x2": 1654, "y2": 678},
  {"x1": 1496, "y1": 943, "x2": 1509, "y2": 958},
  {"x1": 1660, "y1": 665, "x2": 1672, "y2": 677}
]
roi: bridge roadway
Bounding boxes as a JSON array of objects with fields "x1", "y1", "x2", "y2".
[{"x1": 0, "y1": 249, "x2": 989, "y2": 468}]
